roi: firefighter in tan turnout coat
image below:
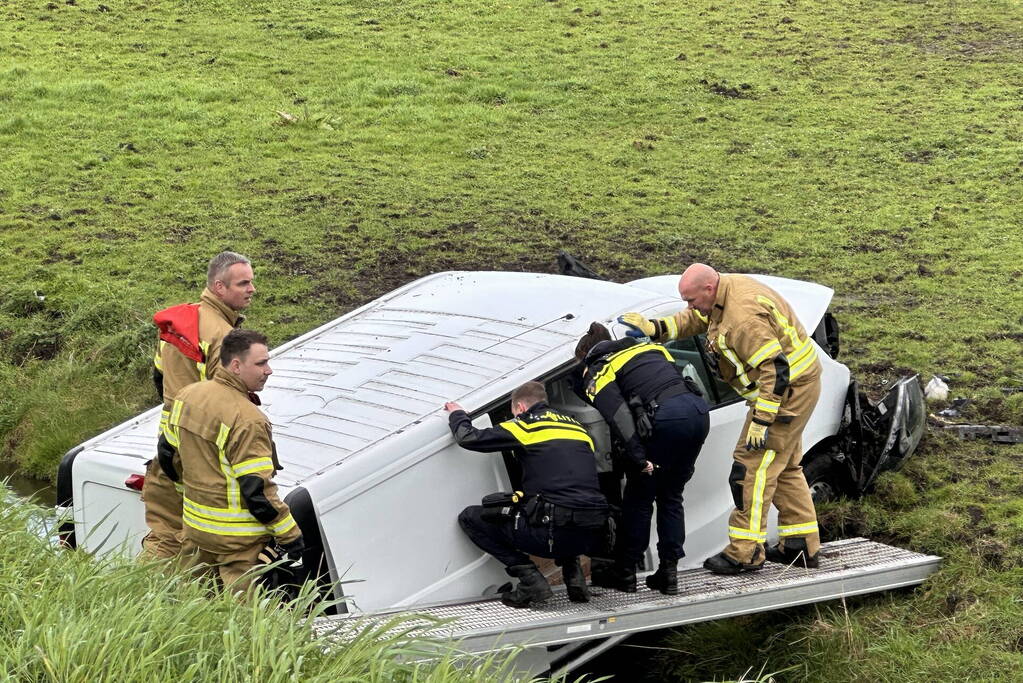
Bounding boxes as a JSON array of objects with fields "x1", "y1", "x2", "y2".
[
  {"x1": 163, "y1": 329, "x2": 303, "y2": 591},
  {"x1": 620, "y1": 263, "x2": 822, "y2": 574},
  {"x1": 142, "y1": 252, "x2": 254, "y2": 559}
]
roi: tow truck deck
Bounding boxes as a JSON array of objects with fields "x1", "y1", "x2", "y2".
[{"x1": 313, "y1": 538, "x2": 940, "y2": 676}]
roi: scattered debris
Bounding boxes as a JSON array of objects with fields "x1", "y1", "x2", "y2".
[
  {"x1": 275, "y1": 110, "x2": 299, "y2": 125},
  {"x1": 930, "y1": 414, "x2": 1023, "y2": 444},
  {"x1": 924, "y1": 375, "x2": 949, "y2": 402},
  {"x1": 936, "y1": 397, "x2": 970, "y2": 419}
]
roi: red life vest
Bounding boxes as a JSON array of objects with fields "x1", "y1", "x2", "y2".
[{"x1": 153, "y1": 303, "x2": 203, "y2": 362}]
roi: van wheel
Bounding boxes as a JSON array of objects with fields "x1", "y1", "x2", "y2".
[{"x1": 803, "y1": 456, "x2": 840, "y2": 503}]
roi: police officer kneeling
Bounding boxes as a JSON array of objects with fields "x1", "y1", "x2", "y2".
[{"x1": 445, "y1": 381, "x2": 609, "y2": 609}]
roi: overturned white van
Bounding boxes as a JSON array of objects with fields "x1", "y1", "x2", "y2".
[{"x1": 57, "y1": 270, "x2": 925, "y2": 616}]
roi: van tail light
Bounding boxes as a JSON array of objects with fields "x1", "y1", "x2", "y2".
[{"x1": 125, "y1": 474, "x2": 145, "y2": 491}]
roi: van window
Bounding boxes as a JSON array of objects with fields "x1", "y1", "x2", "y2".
[{"x1": 664, "y1": 335, "x2": 740, "y2": 407}]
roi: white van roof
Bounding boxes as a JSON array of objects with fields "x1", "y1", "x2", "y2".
[
  {"x1": 262, "y1": 271, "x2": 668, "y2": 486},
  {"x1": 74, "y1": 270, "x2": 834, "y2": 489}
]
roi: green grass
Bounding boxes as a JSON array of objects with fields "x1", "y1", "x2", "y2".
[
  {"x1": 0, "y1": 500, "x2": 535, "y2": 682},
  {"x1": 2, "y1": 0, "x2": 1022, "y2": 679}
]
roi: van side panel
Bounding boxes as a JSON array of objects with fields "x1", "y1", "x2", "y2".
[{"x1": 310, "y1": 416, "x2": 512, "y2": 611}]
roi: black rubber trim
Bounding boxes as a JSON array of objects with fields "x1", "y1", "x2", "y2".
[
  {"x1": 56, "y1": 445, "x2": 84, "y2": 549},
  {"x1": 284, "y1": 487, "x2": 347, "y2": 615}
]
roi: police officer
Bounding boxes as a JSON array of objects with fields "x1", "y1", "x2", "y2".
[
  {"x1": 162, "y1": 329, "x2": 303, "y2": 592},
  {"x1": 445, "y1": 381, "x2": 609, "y2": 609},
  {"x1": 620, "y1": 263, "x2": 823, "y2": 574},
  {"x1": 575, "y1": 322, "x2": 710, "y2": 595},
  {"x1": 143, "y1": 251, "x2": 255, "y2": 559}
]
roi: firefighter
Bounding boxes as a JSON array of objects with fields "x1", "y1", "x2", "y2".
[
  {"x1": 619, "y1": 263, "x2": 822, "y2": 574},
  {"x1": 163, "y1": 328, "x2": 303, "y2": 592},
  {"x1": 142, "y1": 251, "x2": 256, "y2": 560},
  {"x1": 445, "y1": 381, "x2": 609, "y2": 609},
  {"x1": 574, "y1": 322, "x2": 710, "y2": 595}
]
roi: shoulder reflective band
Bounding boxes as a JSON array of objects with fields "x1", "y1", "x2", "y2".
[
  {"x1": 587, "y1": 343, "x2": 674, "y2": 399},
  {"x1": 500, "y1": 420, "x2": 595, "y2": 451}
]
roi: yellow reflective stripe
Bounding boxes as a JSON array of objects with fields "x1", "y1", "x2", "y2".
[
  {"x1": 183, "y1": 497, "x2": 259, "y2": 522},
  {"x1": 718, "y1": 334, "x2": 752, "y2": 387},
  {"x1": 197, "y1": 340, "x2": 210, "y2": 381},
  {"x1": 748, "y1": 339, "x2": 782, "y2": 368},
  {"x1": 738, "y1": 386, "x2": 759, "y2": 401},
  {"x1": 693, "y1": 309, "x2": 708, "y2": 324},
  {"x1": 728, "y1": 526, "x2": 767, "y2": 541},
  {"x1": 173, "y1": 482, "x2": 184, "y2": 493},
  {"x1": 507, "y1": 420, "x2": 589, "y2": 434},
  {"x1": 779, "y1": 522, "x2": 819, "y2": 536},
  {"x1": 755, "y1": 397, "x2": 780, "y2": 414},
  {"x1": 153, "y1": 343, "x2": 164, "y2": 371},
  {"x1": 659, "y1": 316, "x2": 679, "y2": 340},
  {"x1": 748, "y1": 449, "x2": 776, "y2": 536},
  {"x1": 269, "y1": 514, "x2": 297, "y2": 536},
  {"x1": 790, "y1": 345, "x2": 819, "y2": 380},
  {"x1": 165, "y1": 401, "x2": 183, "y2": 447},
  {"x1": 183, "y1": 514, "x2": 269, "y2": 537},
  {"x1": 588, "y1": 343, "x2": 675, "y2": 399},
  {"x1": 501, "y1": 420, "x2": 595, "y2": 451},
  {"x1": 234, "y1": 457, "x2": 275, "y2": 476},
  {"x1": 213, "y1": 423, "x2": 241, "y2": 510}
]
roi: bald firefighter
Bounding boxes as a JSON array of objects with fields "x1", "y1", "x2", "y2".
[
  {"x1": 142, "y1": 251, "x2": 255, "y2": 559},
  {"x1": 620, "y1": 263, "x2": 822, "y2": 574},
  {"x1": 162, "y1": 329, "x2": 303, "y2": 591}
]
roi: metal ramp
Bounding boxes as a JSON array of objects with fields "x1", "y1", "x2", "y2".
[{"x1": 313, "y1": 538, "x2": 940, "y2": 663}]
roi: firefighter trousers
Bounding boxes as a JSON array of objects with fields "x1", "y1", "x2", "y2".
[
  {"x1": 139, "y1": 457, "x2": 184, "y2": 559},
  {"x1": 724, "y1": 378, "x2": 821, "y2": 565},
  {"x1": 186, "y1": 542, "x2": 268, "y2": 594}
]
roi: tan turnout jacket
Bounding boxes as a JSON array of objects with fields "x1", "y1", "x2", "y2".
[
  {"x1": 167, "y1": 367, "x2": 300, "y2": 554},
  {"x1": 652, "y1": 274, "x2": 821, "y2": 425},
  {"x1": 155, "y1": 288, "x2": 244, "y2": 406}
]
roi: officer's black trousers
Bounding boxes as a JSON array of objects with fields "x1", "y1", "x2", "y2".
[
  {"x1": 458, "y1": 506, "x2": 604, "y2": 568},
  {"x1": 620, "y1": 392, "x2": 710, "y2": 565}
]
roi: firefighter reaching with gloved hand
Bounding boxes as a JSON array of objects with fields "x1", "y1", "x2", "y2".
[
  {"x1": 619, "y1": 263, "x2": 823, "y2": 574},
  {"x1": 445, "y1": 381, "x2": 609, "y2": 609},
  {"x1": 162, "y1": 328, "x2": 303, "y2": 593}
]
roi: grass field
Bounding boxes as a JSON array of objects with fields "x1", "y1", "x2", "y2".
[{"x1": 2, "y1": 0, "x2": 1022, "y2": 680}]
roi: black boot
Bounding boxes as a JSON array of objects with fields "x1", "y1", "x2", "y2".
[
  {"x1": 645, "y1": 560, "x2": 679, "y2": 595},
  {"x1": 501, "y1": 564, "x2": 553, "y2": 608},
  {"x1": 561, "y1": 558, "x2": 590, "y2": 603},
  {"x1": 765, "y1": 538, "x2": 819, "y2": 568},
  {"x1": 703, "y1": 548, "x2": 764, "y2": 575},
  {"x1": 591, "y1": 560, "x2": 637, "y2": 593}
]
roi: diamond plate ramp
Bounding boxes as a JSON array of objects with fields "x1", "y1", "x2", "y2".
[{"x1": 313, "y1": 538, "x2": 940, "y2": 653}]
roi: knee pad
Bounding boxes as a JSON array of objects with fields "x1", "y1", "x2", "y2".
[{"x1": 728, "y1": 462, "x2": 747, "y2": 510}]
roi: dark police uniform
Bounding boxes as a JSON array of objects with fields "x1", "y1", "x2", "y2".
[
  {"x1": 450, "y1": 402, "x2": 608, "y2": 568},
  {"x1": 582, "y1": 339, "x2": 710, "y2": 567}
]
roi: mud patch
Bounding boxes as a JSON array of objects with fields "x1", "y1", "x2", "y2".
[{"x1": 896, "y1": 22, "x2": 1023, "y2": 59}]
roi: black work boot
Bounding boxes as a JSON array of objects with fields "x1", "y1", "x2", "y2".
[
  {"x1": 501, "y1": 564, "x2": 553, "y2": 608},
  {"x1": 591, "y1": 560, "x2": 637, "y2": 593},
  {"x1": 561, "y1": 557, "x2": 590, "y2": 603},
  {"x1": 645, "y1": 560, "x2": 679, "y2": 595},
  {"x1": 765, "y1": 538, "x2": 819, "y2": 568},
  {"x1": 703, "y1": 548, "x2": 764, "y2": 576}
]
